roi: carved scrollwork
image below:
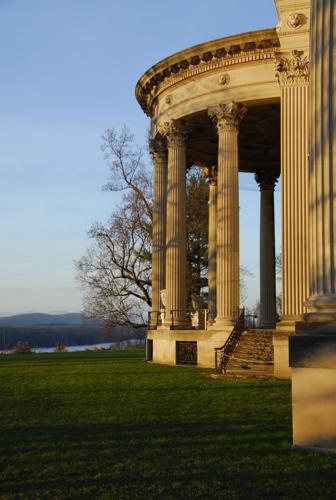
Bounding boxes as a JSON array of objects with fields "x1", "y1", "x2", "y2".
[
  {"x1": 255, "y1": 170, "x2": 279, "y2": 191},
  {"x1": 157, "y1": 119, "x2": 188, "y2": 147},
  {"x1": 208, "y1": 101, "x2": 247, "y2": 132},
  {"x1": 275, "y1": 50, "x2": 309, "y2": 85},
  {"x1": 149, "y1": 137, "x2": 167, "y2": 161}
]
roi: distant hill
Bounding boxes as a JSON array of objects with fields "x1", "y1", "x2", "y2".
[
  {"x1": 0, "y1": 313, "x2": 84, "y2": 327},
  {"x1": 0, "y1": 313, "x2": 145, "y2": 350}
]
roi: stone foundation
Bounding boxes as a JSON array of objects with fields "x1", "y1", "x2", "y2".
[{"x1": 147, "y1": 327, "x2": 230, "y2": 368}]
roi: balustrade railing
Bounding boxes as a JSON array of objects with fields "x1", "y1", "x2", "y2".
[
  {"x1": 148, "y1": 309, "x2": 208, "y2": 330},
  {"x1": 245, "y1": 313, "x2": 258, "y2": 329}
]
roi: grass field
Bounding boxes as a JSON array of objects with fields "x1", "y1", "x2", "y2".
[{"x1": 0, "y1": 349, "x2": 335, "y2": 499}]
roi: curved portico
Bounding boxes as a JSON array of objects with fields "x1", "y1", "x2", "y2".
[{"x1": 137, "y1": 0, "x2": 311, "y2": 373}]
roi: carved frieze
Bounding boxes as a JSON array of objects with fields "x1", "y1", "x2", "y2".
[
  {"x1": 275, "y1": 50, "x2": 309, "y2": 85},
  {"x1": 208, "y1": 102, "x2": 247, "y2": 132}
]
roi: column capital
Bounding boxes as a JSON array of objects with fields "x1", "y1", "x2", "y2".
[
  {"x1": 157, "y1": 119, "x2": 187, "y2": 148},
  {"x1": 275, "y1": 50, "x2": 310, "y2": 86},
  {"x1": 255, "y1": 170, "x2": 279, "y2": 191},
  {"x1": 149, "y1": 138, "x2": 167, "y2": 162},
  {"x1": 208, "y1": 101, "x2": 247, "y2": 132}
]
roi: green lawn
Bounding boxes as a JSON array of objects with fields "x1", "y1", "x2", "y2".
[{"x1": 0, "y1": 350, "x2": 335, "y2": 499}]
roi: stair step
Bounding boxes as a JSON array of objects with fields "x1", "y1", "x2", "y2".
[{"x1": 221, "y1": 328, "x2": 274, "y2": 377}]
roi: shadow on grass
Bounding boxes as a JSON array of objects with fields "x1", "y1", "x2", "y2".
[{"x1": 1, "y1": 419, "x2": 336, "y2": 499}]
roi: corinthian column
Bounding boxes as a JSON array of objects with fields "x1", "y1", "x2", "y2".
[
  {"x1": 208, "y1": 102, "x2": 247, "y2": 328},
  {"x1": 304, "y1": 0, "x2": 336, "y2": 321},
  {"x1": 255, "y1": 170, "x2": 278, "y2": 329},
  {"x1": 275, "y1": 50, "x2": 310, "y2": 329},
  {"x1": 149, "y1": 138, "x2": 167, "y2": 324},
  {"x1": 207, "y1": 166, "x2": 217, "y2": 322},
  {"x1": 158, "y1": 120, "x2": 188, "y2": 327}
]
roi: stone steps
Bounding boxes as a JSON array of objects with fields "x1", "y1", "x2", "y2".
[{"x1": 224, "y1": 329, "x2": 274, "y2": 378}]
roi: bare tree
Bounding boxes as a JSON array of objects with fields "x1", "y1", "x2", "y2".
[{"x1": 76, "y1": 127, "x2": 152, "y2": 329}]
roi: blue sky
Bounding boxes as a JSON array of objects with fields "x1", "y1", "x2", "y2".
[{"x1": 0, "y1": 0, "x2": 279, "y2": 315}]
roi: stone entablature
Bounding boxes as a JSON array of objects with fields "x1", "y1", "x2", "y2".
[{"x1": 136, "y1": 28, "x2": 280, "y2": 116}]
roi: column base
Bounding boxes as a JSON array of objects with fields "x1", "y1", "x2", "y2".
[
  {"x1": 258, "y1": 321, "x2": 276, "y2": 329},
  {"x1": 208, "y1": 317, "x2": 235, "y2": 334},
  {"x1": 273, "y1": 316, "x2": 302, "y2": 379},
  {"x1": 277, "y1": 315, "x2": 301, "y2": 333},
  {"x1": 302, "y1": 294, "x2": 336, "y2": 328},
  {"x1": 305, "y1": 293, "x2": 336, "y2": 311}
]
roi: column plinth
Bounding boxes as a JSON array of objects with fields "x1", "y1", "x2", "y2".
[
  {"x1": 255, "y1": 171, "x2": 278, "y2": 329},
  {"x1": 208, "y1": 102, "x2": 246, "y2": 329},
  {"x1": 149, "y1": 139, "x2": 167, "y2": 325},
  {"x1": 158, "y1": 120, "x2": 189, "y2": 327}
]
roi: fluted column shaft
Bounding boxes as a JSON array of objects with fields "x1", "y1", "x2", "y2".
[
  {"x1": 208, "y1": 168, "x2": 217, "y2": 322},
  {"x1": 275, "y1": 51, "x2": 310, "y2": 327},
  {"x1": 150, "y1": 141, "x2": 168, "y2": 322},
  {"x1": 209, "y1": 102, "x2": 246, "y2": 326},
  {"x1": 158, "y1": 121, "x2": 188, "y2": 326},
  {"x1": 306, "y1": 0, "x2": 336, "y2": 316},
  {"x1": 256, "y1": 172, "x2": 278, "y2": 329}
]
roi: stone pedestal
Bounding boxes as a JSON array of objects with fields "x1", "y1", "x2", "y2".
[
  {"x1": 290, "y1": 334, "x2": 336, "y2": 451},
  {"x1": 149, "y1": 139, "x2": 167, "y2": 324},
  {"x1": 158, "y1": 120, "x2": 188, "y2": 327},
  {"x1": 256, "y1": 171, "x2": 278, "y2": 329},
  {"x1": 290, "y1": 0, "x2": 336, "y2": 452},
  {"x1": 208, "y1": 102, "x2": 246, "y2": 329}
]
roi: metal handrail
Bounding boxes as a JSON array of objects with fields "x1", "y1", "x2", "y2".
[{"x1": 214, "y1": 308, "x2": 245, "y2": 373}]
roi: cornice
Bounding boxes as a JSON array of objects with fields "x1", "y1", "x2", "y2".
[{"x1": 136, "y1": 28, "x2": 279, "y2": 117}]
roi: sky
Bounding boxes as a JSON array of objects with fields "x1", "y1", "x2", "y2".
[{"x1": 0, "y1": 0, "x2": 279, "y2": 315}]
